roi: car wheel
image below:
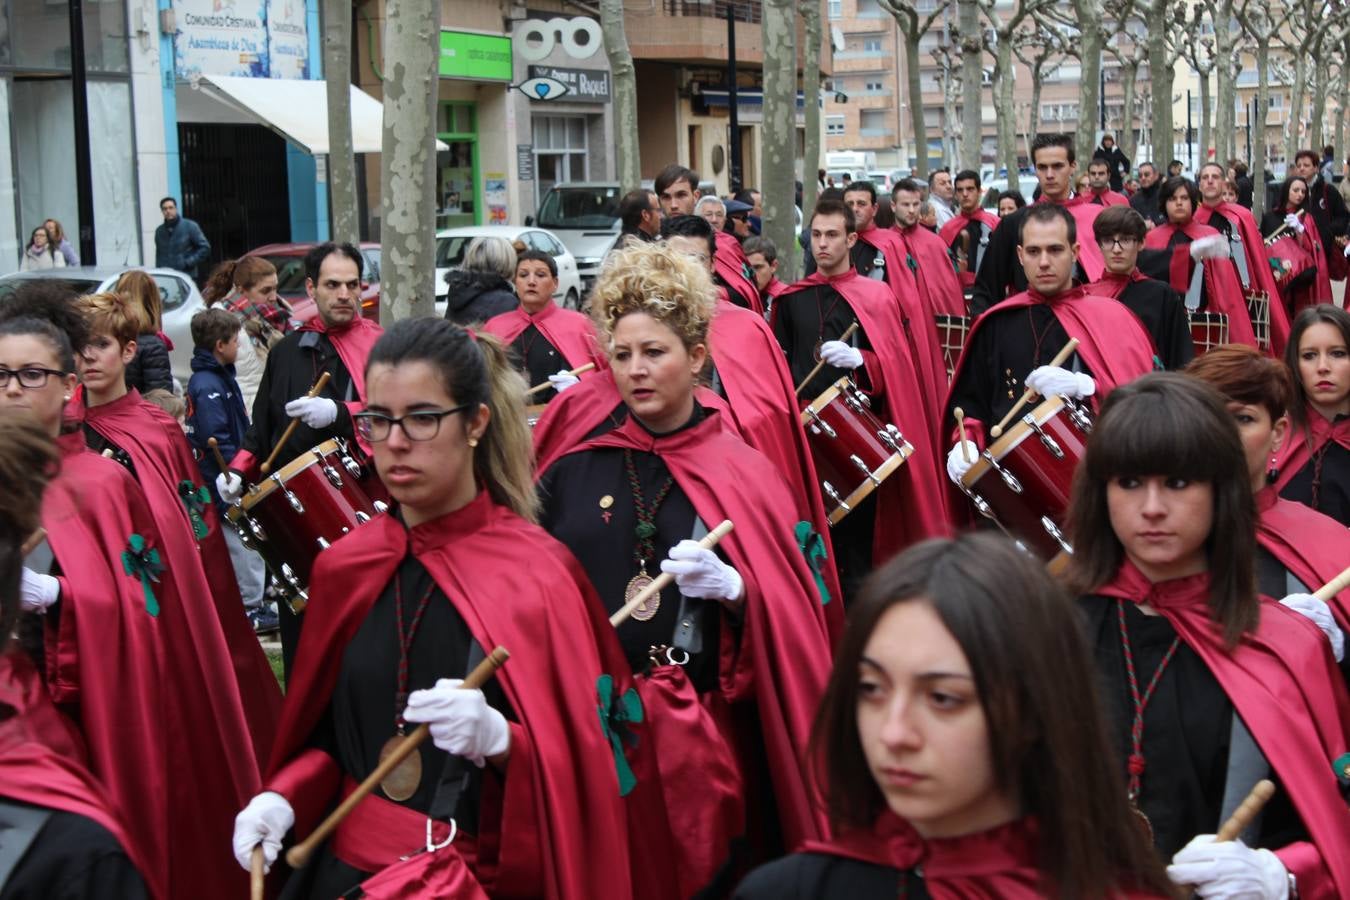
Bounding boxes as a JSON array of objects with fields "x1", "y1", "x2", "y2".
[{"x1": 565, "y1": 288, "x2": 579, "y2": 310}]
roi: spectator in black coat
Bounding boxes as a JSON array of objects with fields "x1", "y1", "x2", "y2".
[
  {"x1": 1128, "y1": 161, "x2": 1165, "y2": 225},
  {"x1": 1094, "y1": 134, "x2": 1131, "y2": 191},
  {"x1": 115, "y1": 269, "x2": 175, "y2": 394},
  {"x1": 442, "y1": 236, "x2": 519, "y2": 325},
  {"x1": 153, "y1": 197, "x2": 211, "y2": 282},
  {"x1": 1228, "y1": 159, "x2": 1255, "y2": 208}
]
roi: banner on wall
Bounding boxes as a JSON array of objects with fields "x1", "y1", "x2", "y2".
[{"x1": 175, "y1": 0, "x2": 310, "y2": 79}]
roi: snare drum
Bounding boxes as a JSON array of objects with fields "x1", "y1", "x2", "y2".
[
  {"x1": 1245, "y1": 290, "x2": 1271, "y2": 351},
  {"x1": 801, "y1": 378, "x2": 913, "y2": 524},
  {"x1": 1188, "y1": 311, "x2": 1229, "y2": 357},
  {"x1": 934, "y1": 314, "x2": 972, "y2": 381},
  {"x1": 958, "y1": 395, "x2": 1092, "y2": 567},
  {"x1": 227, "y1": 438, "x2": 384, "y2": 612}
]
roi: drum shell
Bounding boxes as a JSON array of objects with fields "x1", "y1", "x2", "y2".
[
  {"x1": 801, "y1": 378, "x2": 911, "y2": 524},
  {"x1": 1188, "y1": 311, "x2": 1229, "y2": 357}
]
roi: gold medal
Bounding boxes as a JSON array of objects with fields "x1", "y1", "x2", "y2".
[
  {"x1": 812, "y1": 339, "x2": 824, "y2": 363},
  {"x1": 1129, "y1": 801, "x2": 1154, "y2": 842},
  {"x1": 378, "y1": 732, "x2": 423, "y2": 802},
  {"x1": 625, "y1": 567, "x2": 658, "y2": 622},
  {"x1": 599, "y1": 494, "x2": 614, "y2": 509}
]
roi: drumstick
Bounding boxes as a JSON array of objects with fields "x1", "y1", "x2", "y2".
[
  {"x1": 1215, "y1": 779, "x2": 1276, "y2": 842},
  {"x1": 250, "y1": 845, "x2": 265, "y2": 900},
  {"x1": 1313, "y1": 563, "x2": 1350, "y2": 602},
  {"x1": 206, "y1": 436, "x2": 229, "y2": 474},
  {"x1": 794, "y1": 322, "x2": 860, "y2": 398},
  {"x1": 261, "y1": 372, "x2": 332, "y2": 476},
  {"x1": 610, "y1": 520, "x2": 735, "y2": 627},
  {"x1": 20, "y1": 528, "x2": 46, "y2": 557},
  {"x1": 953, "y1": 408, "x2": 972, "y2": 462},
  {"x1": 285, "y1": 646, "x2": 510, "y2": 870},
  {"x1": 524, "y1": 362, "x2": 596, "y2": 398},
  {"x1": 989, "y1": 338, "x2": 1080, "y2": 439}
]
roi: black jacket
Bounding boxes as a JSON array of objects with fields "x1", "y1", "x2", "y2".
[
  {"x1": 1129, "y1": 182, "x2": 1165, "y2": 225},
  {"x1": 185, "y1": 347, "x2": 249, "y2": 511},
  {"x1": 124, "y1": 332, "x2": 174, "y2": 394},
  {"x1": 443, "y1": 270, "x2": 518, "y2": 326},
  {"x1": 1306, "y1": 176, "x2": 1349, "y2": 250},
  {"x1": 240, "y1": 329, "x2": 357, "y2": 471},
  {"x1": 1095, "y1": 144, "x2": 1131, "y2": 191},
  {"x1": 153, "y1": 216, "x2": 211, "y2": 279}
]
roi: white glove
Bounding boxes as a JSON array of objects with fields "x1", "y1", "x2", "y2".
[
  {"x1": 1342, "y1": 241, "x2": 1350, "y2": 258},
  {"x1": 20, "y1": 569, "x2": 59, "y2": 612},
  {"x1": 946, "y1": 441, "x2": 979, "y2": 485},
  {"x1": 819, "y1": 340, "x2": 864, "y2": 370},
  {"x1": 659, "y1": 539, "x2": 745, "y2": 602},
  {"x1": 284, "y1": 395, "x2": 338, "y2": 429},
  {"x1": 1025, "y1": 365, "x2": 1096, "y2": 400},
  {"x1": 216, "y1": 470, "x2": 244, "y2": 505},
  {"x1": 1167, "y1": 835, "x2": 1289, "y2": 899},
  {"x1": 232, "y1": 791, "x2": 294, "y2": 874},
  {"x1": 547, "y1": 369, "x2": 580, "y2": 393},
  {"x1": 1280, "y1": 592, "x2": 1345, "y2": 662},
  {"x1": 403, "y1": 678, "x2": 510, "y2": 767},
  {"x1": 1190, "y1": 234, "x2": 1232, "y2": 260},
  {"x1": 1284, "y1": 213, "x2": 1305, "y2": 235}
]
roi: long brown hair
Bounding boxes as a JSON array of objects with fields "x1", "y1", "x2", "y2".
[
  {"x1": 114, "y1": 269, "x2": 162, "y2": 332},
  {"x1": 1283, "y1": 304, "x2": 1350, "y2": 432},
  {"x1": 810, "y1": 533, "x2": 1175, "y2": 899},
  {"x1": 202, "y1": 256, "x2": 277, "y2": 306},
  {"x1": 1066, "y1": 373, "x2": 1258, "y2": 645}
]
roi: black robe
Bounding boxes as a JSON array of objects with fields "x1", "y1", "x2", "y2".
[
  {"x1": 1115, "y1": 277, "x2": 1194, "y2": 371},
  {"x1": 507, "y1": 324, "x2": 565, "y2": 404},
  {"x1": 0, "y1": 803, "x2": 148, "y2": 900},
  {"x1": 241, "y1": 329, "x2": 359, "y2": 468},
  {"x1": 734, "y1": 852, "x2": 925, "y2": 899},
  {"x1": 1281, "y1": 437, "x2": 1350, "y2": 527},
  {"x1": 770, "y1": 281, "x2": 875, "y2": 401}
]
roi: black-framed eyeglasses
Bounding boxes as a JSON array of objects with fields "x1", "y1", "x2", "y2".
[
  {"x1": 353, "y1": 405, "x2": 470, "y2": 442},
  {"x1": 1101, "y1": 236, "x2": 1138, "y2": 250},
  {"x1": 0, "y1": 366, "x2": 66, "y2": 389}
]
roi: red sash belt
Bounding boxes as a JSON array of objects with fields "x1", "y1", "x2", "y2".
[{"x1": 332, "y1": 776, "x2": 477, "y2": 874}]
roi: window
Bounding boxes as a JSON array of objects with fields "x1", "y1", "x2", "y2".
[
  {"x1": 860, "y1": 109, "x2": 888, "y2": 136},
  {"x1": 532, "y1": 116, "x2": 589, "y2": 203},
  {"x1": 863, "y1": 37, "x2": 883, "y2": 53},
  {"x1": 826, "y1": 115, "x2": 846, "y2": 135},
  {"x1": 1040, "y1": 102, "x2": 1079, "y2": 122},
  {"x1": 864, "y1": 80, "x2": 885, "y2": 93},
  {"x1": 828, "y1": 0, "x2": 841, "y2": 17},
  {"x1": 153, "y1": 274, "x2": 192, "y2": 312},
  {"x1": 856, "y1": 0, "x2": 882, "y2": 16}
]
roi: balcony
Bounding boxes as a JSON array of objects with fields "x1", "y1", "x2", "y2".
[{"x1": 662, "y1": 0, "x2": 762, "y2": 20}]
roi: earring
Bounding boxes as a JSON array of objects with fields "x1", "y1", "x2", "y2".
[{"x1": 467, "y1": 437, "x2": 479, "y2": 448}]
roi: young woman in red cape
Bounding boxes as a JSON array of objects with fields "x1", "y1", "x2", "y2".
[
  {"x1": 234, "y1": 318, "x2": 634, "y2": 899},
  {"x1": 1272, "y1": 305, "x2": 1350, "y2": 527},
  {"x1": 1186, "y1": 344, "x2": 1350, "y2": 636},
  {"x1": 1260, "y1": 178, "x2": 1335, "y2": 315},
  {"x1": 0, "y1": 410, "x2": 153, "y2": 898},
  {"x1": 1068, "y1": 373, "x2": 1350, "y2": 898},
  {"x1": 481, "y1": 249, "x2": 606, "y2": 405},
  {"x1": 734, "y1": 532, "x2": 1175, "y2": 899},
  {"x1": 537, "y1": 241, "x2": 834, "y2": 895}
]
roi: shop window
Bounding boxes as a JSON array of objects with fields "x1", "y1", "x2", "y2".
[
  {"x1": 438, "y1": 102, "x2": 478, "y2": 228},
  {"x1": 532, "y1": 115, "x2": 589, "y2": 203},
  {"x1": 10, "y1": 0, "x2": 128, "y2": 72}
]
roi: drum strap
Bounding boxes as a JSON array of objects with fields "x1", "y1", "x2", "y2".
[
  {"x1": 670, "y1": 518, "x2": 710, "y2": 657},
  {"x1": 974, "y1": 222, "x2": 992, "y2": 273},
  {"x1": 0, "y1": 800, "x2": 52, "y2": 887},
  {"x1": 1218, "y1": 713, "x2": 1269, "y2": 845},
  {"x1": 1185, "y1": 259, "x2": 1205, "y2": 311},
  {"x1": 1229, "y1": 230, "x2": 1251, "y2": 289},
  {"x1": 426, "y1": 640, "x2": 487, "y2": 823}
]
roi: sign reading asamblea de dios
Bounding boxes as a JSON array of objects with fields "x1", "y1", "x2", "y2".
[
  {"x1": 526, "y1": 65, "x2": 611, "y2": 102},
  {"x1": 440, "y1": 30, "x2": 513, "y2": 82},
  {"x1": 174, "y1": 0, "x2": 310, "y2": 79}
]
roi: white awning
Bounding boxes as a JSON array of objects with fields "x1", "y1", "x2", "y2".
[{"x1": 180, "y1": 75, "x2": 447, "y2": 155}]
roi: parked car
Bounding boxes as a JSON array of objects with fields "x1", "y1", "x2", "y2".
[
  {"x1": 246, "y1": 242, "x2": 382, "y2": 322},
  {"x1": 525, "y1": 183, "x2": 624, "y2": 296},
  {"x1": 434, "y1": 225, "x2": 582, "y2": 316},
  {"x1": 0, "y1": 266, "x2": 205, "y2": 383}
]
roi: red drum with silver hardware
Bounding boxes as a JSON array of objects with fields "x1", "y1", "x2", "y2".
[
  {"x1": 1188, "y1": 311, "x2": 1230, "y2": 357},
  {"x1": 800, "y1": 377, "x2": 913, "y2": 525},
  {"x1": 958, "y1": 395, "x2": 1092, "y2": 570},
  {"x1": 935, "y1": 314, "x2": 972, "y2": 381},
  {"x1": 226, "y1": 438, "x2": 384, "y2": 612}
]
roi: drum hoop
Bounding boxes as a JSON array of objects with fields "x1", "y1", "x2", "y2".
[
  {"x1": 799, "y1": 376, "x2": 852, "y2": 423},
  {"x1": 825, "y1": 448, "x2": 911, "y2": 525},
  {"x1": 961, "y1": 395, "x2": 1068, "y2": 488},
  {"x1": 241, "y1": 437, "x2": 347, "y2": 512}
]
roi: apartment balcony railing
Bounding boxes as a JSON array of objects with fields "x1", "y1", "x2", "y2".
[{"x1": 662, "y1": 0, "x2": 763, "y2": 23}]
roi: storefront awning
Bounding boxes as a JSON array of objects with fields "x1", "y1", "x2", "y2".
[{"x1": 183, "y1": 75, "x2": 447, "y2": 155}]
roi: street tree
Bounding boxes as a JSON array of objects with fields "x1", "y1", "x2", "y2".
[
  {"x1": 324, "y1": 0, "x2": 359, "y2": 245},
  {"x1": 1011, "y1": 15, "x2": 1069, "y2": 195},
  {"x1": 802, "y1": 0, "x2": 824, "y2": 219},
  {"x1": 1176, "y1": 5, "x2": 1217, "y2": 167},
  {"x1": 1283, "y1": 5, "x2": 1350, "y2": 162},
  {"x1": 600, "y1": 0, "x2": 641, "y2": 190},
  {"x1": 1068, "y1": 0, "x2": 1106, "y2": 165},
  {"x1": 958, "y1": 0, "x2": 985, "y2": 170},
  {"x1": 1235, "y1": 0, "x2": 1294, "y2": 221},
  {"x1": 930, "y1": 35, "x2": 965, "y2": 166},
  {"x1": 1102, "y1": 0, "x2": 1148, "y2": 168},
  {"x1": 1200, "y1": 0, "x2": 1243, "y2": 165},
  {"x1": 762, "y1": 0, "x2": 799, "y2": 281},
  {"x1": 878, "y1": 0, "x2": 950, "y2": 178}
]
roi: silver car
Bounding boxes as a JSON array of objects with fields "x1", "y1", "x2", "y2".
[{"x1": 0, "y1": 266, "x2": 206, "y2": 383}]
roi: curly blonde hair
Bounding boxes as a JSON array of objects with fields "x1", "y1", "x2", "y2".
[
  {"x1": 589, "y1": 241, "x2": 715, "y2": 352},
  {"x1": 76, "y1": 291, "x2": 146, "y2": 346}
]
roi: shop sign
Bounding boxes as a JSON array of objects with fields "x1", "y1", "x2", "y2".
[
  {"x1": 526, "y1": 65, "x2": 611, "y2": 102},
  {"x1": 174, "y1": 0, "x2": 309, "y2": 79},
  {"x1": 440, "y1": 30, "x2": 513, "y2": 82}
]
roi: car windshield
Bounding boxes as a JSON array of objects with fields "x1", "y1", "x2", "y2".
[
  {"x1": 535, "y1": 187, "x2": 620, "y2": 230},
  {"x1": 435, "y1": 236, "x2": 478, "y2": 269},
  {"x1": 258, "y1": 256, "x2": 310, "y2": 294}
]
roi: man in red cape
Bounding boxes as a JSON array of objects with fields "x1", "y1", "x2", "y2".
[
  {"x1": 937, "y1": 170, "x2": 1001, "y2": 289},
  {"x1": 1096, "y1": 561, "x2": 1350, "y2": 896},
  {"x1": 1084, "y1": 156, "x2": 1131, "y2": 207},
  {"x1": 653, "y1": 163, "x2": 762, "y2": 313},
  {"x1": 1142, "y1": 214, "x2": 1260, "y2": 348},
  {"x1": 263, "y1": 497, "x2": 634, "y2": 899}
]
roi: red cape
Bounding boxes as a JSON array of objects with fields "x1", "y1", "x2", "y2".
[
  {"x1": 1096, "y1": 562, "x2": 1350, "y2": 896},
  {"x1": 1091, "y1": 267, "x2": 1154, "y2": 300},
  {"x1": 763, "y1": 277, "x2": 791, "y2": 299},
  {"x1": 1056, "y1": 196, "x2": 1107, "y2": 281},
  {"x1": 296, "y1": 314, "x2": 383, "y2": 416},
  {"x1": 0, "y1": 652, "x2": 154, "y2": 894},
  {"x1": 1256, "y1": 486, "x2": 1350, "y2": 629},
  {"x1": 1087, "y1": 188, "x2": 1130, "y2": 207},
  {"x1": 482, "y1": 301, "x2": 608, "y2": 376},
  {"x1": 266, "y1": 494, "x2": 633, "y2": 899},
  {"x1": 937, "y1": 210, "x2": 1000, "y2": 288},
  {"x1": 1272, "y1": 410, "x2": 1350, "y2": 497},
  {"x1": 946, "y1": 285, "x2": 1158, "y2": 444},
  {"x1": 776, "y1": 270, "x2": 953, "y2": 557},
  {"x1": 895, "y1": 224, "x2": 967, "y2": 423},
  {"x1": 75, "y1": 390, "x2": 281, "y2": 762},
  {"x1": 714, "y1": 231, "x2": 764, "y2": 315},
  {"x1": 562, "y1": 411, "x2": 833, "y2": 849},
  {"x1": 1144, "y1": 221, "x2": 1258, "y2": 348},
  {"x1": 1195, "y1": 202, "x2": 1290, "y2": 355},
  {"x1": 1274, "y1": 209, "x2": 1336, "y2": 312}
]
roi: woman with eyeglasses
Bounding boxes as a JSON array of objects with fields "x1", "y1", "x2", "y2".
[{"x1": 234, "y1": 317, "x2": 635, "y2": 899}]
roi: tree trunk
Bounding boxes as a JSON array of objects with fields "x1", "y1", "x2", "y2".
[
  {"x1": 1198, "y1": 71, "x2": 1211, "y2": 166},
  {"x1": 1120, "y1": 62, "x2": 1140, "y2": 166},
  {"x1": 803, "y1": 0, "x2": 822, "y2": 219},
  {"x1": 905, "y1": 33, "x2": 930, "y2": 177},
  {"x1": 378, "y1": 0, "x2": 438, "y2": 322},
  {"x1": 1212, "y1": 5, "x2": 1236, "y2": 164},
  {"x1": 942, "y1": 64, "x2": 961, "y2": 164},
  {"x1": 601, "y1": 0, "x2": 641, "y2": 190},
  {"x1": 1253, "y1": 37, "x2": 1270, "y2": 222},
  {"x1": 1073, "y1": 0, "x2": 1103, "y2": 165},
  {"x1": 762, "y1": 0, "x2": 798, "y2": 282},
  {"x1": 1287, "y1": 53, "x2": 1309, "y2": 164},
  {"x1": 995, "y1": 38, "x2": 1019, "y2": 196},
  {"x1": 959, "y1": 0, "x2": 983, "y2": 169},
  {"x1": 1311, "y1": 53, "x2": 1328, "y2": 149},
  {"x1": 1337, "y1": 50, "x2": 1350, "y2": 161},
  {"x1": 325, "y1": 0, "x2": 358, "y2": 245},
  {"x1": 1027, "y1": 65, "x2": 1043, "y2": 168},
  {"x1": 1147, "y1": 22, "x2": 1175, "y2": 170}
]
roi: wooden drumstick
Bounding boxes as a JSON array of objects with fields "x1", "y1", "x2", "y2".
[
  {"x1": 207, "y1": 436, "x2": 229, "y2": 475},
  {"x1": 261, "y1": 372, "x2": 332, "y2": 476},
  {"x1": 524, "y1": 362, "x2": 597, "y2": 398},
  {"x1": 285, "y1": 646, "x2": 510, "y2": 870},
  {"x1": 250, "y1": 845, "x2": 265, "y2": 900},
  {"x1": 989, "y1": 338, "x2": 1080, "y2": 439},
  {"x1": 1314, "y1": 564, "x2": 1350, "y2": 602},
  {"x1": 610, "y1": 520, "x2": 735, "y2": 627},
  {"x1": 953, "y1": 408, "x2": 972, "y2": 462},
  {"x1": 20, "y1": 528, "x2": 46, "y2": 557},
  {"x1": 794, "y1": 322, "x2": 860, "y2": 398},
  {"x1": 1215, "y1": 779, "x2": 1276, "y2": 842}
]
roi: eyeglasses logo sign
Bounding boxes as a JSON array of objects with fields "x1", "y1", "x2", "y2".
[{"x1": 516, "y1": 76, "x2": 570, "y2": 101}]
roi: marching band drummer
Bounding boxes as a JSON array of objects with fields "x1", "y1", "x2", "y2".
[
  {"x1": 480, "y1": 249, "x2": 606, "y2": 404},
  {"x1": 734, "y1": 533, "x2": 1175, "y2": 900},
  {"x1": 1067, "y1": 373, "x2": 1350, "y2": 898},
  {"x1": 537, "y1": 240, "x2": 833, "y2": 892},
  {"x1": 217, "y1": 242, "x2": 384, "y2": 671},
  {"x1": 234, "y1": 318, "x2": 634, "y2": 900},
  {"x1": 1272, "y1": 305, "x2": 1350, "y2": 527}
]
